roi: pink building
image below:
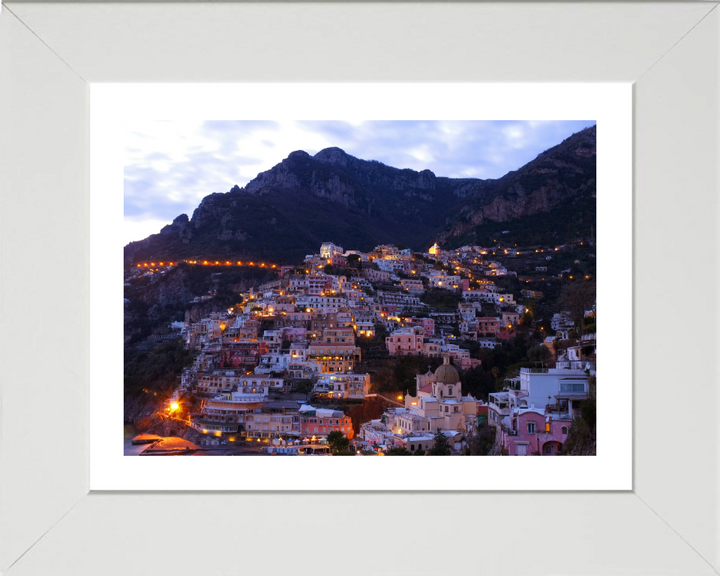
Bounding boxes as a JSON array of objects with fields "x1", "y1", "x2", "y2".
[
  {"x1": 477, "y1": 317, "x2": 500, "y2": 336},
  {"x1": 407, "y1": 317, "x2": 435, "y2": 337},
  {"x1": 386, "y1": 326, "x2": 425, "y2": 355},
  {"x1": 502, "y1": 311, "x2": 521, "y2": 326},
  {"x1": 300, "y1": 406, "x2": 354, "y2": 439},
  {"x1": 307, "y1": 275, "x2": 332, "y2": 296},
  {"x1": 497, "y1": 326, "x2": 518, "y2": 341},
  {"x1": 281, "y1": 327, "x2": 307, "y2": 342},
  {"x1": 501, "y1": 410, "x2": 570, "y2": 455},
  {"x1": 365, "y1": 268, "x2": 391, "y2": 283},
  {"x1": 381, "y1": 305, "x2": 398, "y2": 317}
]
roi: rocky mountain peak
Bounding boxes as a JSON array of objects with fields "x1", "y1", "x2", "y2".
[
  {"x1": 314, "y1": 147, "x2": 350, "y2": 167},
  {"x1": 286, "y1": 150, "x2": 310, "y2": 161}
]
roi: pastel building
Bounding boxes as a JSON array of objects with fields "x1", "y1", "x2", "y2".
[
  {"x1": 389, "y1": 357, "x2": 479, "y2": 437},
  {"x1": 299, "y1": 405, "x2": 355, "y2": 439},
  {"x1": 314, "y1": 372, "x2": 371, "y2": 399},
  {"x1": 487, "y1": 367, "x2": 590, "y2": 455},
  {"x1": 196, "y1": 371, "x2": 284, "y2": 395},
  {"x1": 477, "y1": 317, "x2": 501, "y2": 336}
]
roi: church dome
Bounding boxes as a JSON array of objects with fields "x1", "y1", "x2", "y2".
[{"x1": 434, "y1": 356, "x2": 459, "y2": 383}]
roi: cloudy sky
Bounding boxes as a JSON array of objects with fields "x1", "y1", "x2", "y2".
[{"x1": 124, "y1": 120, "x2": 595, "y2": 245}]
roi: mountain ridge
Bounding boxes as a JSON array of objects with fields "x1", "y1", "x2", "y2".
[{"x1": 124, "y1": 126, "x2": 596, "y2": 265}]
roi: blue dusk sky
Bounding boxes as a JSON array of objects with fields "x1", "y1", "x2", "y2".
[{"x1": 124, "y1": 119, "x2": 595, "y2": 245}]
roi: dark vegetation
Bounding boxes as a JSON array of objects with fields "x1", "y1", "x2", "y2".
[
  {"x1": 464, "y1": 423, "x2": 497, "y2": 455},
  {"x1": 124, "y1": 339, "x2": 195, "y2": 398},
  {"x1": 124, "y1": 264, "x2": 274, "y2": 344},
  {"x1": 429, "y1": 428, "x2": 452, "y2": 455},
  {"x1": 562, "y1": 376, "x2": 597, "y2": 455},
  {"x1": 420, "y1": 288, "x2": 463, "y2": 311}
]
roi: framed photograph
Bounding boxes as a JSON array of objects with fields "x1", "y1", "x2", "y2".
[
  {"x1": 1, "y1": 2, "x2": 718, "y2": 575},
  {"x1": 91, "y1": 83, "x2": 631, "y2": 491}
]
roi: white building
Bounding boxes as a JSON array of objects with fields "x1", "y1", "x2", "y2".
[{"x1": 320, "y1": 242, "x2": 344, "y2": 259}]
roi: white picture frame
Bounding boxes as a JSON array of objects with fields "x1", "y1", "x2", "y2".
[{"x1": 1, "y1": 2, "x2": 718, "y2": 575}]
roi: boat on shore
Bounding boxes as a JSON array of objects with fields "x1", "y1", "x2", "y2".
[{"x1": 131, "y1": 433, "x2": 163, "y2": 445}]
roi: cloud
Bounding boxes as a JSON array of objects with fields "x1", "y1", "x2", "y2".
[{"x1": 124, "y1": 119, "x2": 595, "y2": 242}]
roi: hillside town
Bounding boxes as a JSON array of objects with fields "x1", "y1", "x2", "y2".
[{"x1": 126, "y1": 239, "x2": 597, "y2": 456}]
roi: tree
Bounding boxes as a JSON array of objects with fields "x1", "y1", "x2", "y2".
[
  {"x1": 386, "y1": 447, "x2": 411, "y2": 456},
  {"x1": 559, "y1": 281, "x2": 596, "y2": 333},
  {"x1": 527, "y1": 344, "x2": 551, "y2": 362},
  {"x1": 461, "y1": 366, "x2": 497, "y2": 401},
  {"x1": 294, "y1": 379, "x2": 314, "y2": 395},
  {"x1": 326, "y1": 431, "x2": 350, "y2": 453},
  {"x1": 561, "y1": 398, "x2": 596, "y2": 455},
  {"x1": 413, "y1": 449, "x2": 426, "y2": 456},
  {"x1": 465, "y1": 424, "x2": 496, "y2": 455},
  {"x1": 429, "y1": 428, "x2": 452, "y2": 455}
]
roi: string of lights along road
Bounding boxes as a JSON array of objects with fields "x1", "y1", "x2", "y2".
[{"x1": 135, "y1": 260, "x2": 278, "y2": 269}]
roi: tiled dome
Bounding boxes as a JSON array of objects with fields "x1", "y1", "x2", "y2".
[{"x1": 434, "y1": 356, "x2": 459, "y2": 383}]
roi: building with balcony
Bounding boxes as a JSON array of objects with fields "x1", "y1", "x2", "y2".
[
  {"x1": 299, "y1": 404, "x2": 354, "y2": 439},
  {"x1": 477, "y1": 317, "x2": 501, "y2": 336},
  {"x1": 386, "y1": 326, "x2": 425, "y2": 356},
  {"x1": 313, "y1": 372, "x2": 371, "y2": 399},
  {"x1": 487, "y1": 366, "x2": 590, "y2": 455},
  {"x1": 219, "y1": 340, "x2": 268, "y2": 368},
  {"x1": 306, "y1": 341, "x2": 361, "y2": 373},
  {"x1": 196, "y1": 371, "x2": 284, "y2": 395}
]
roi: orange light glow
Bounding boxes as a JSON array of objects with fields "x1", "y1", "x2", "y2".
[{"x1": 170, "y1": 402, "x2": 179, "y2": 411}]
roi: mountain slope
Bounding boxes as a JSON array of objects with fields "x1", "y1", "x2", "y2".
[
  {"x1": 438, "y1": 125, "x2": 597, "y2": 246},
  {"x1": 124, "y1": 126, "x2": 595, "y2": 265}
]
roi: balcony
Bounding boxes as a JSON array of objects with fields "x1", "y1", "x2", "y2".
[{"x1": 487, "y1": 402, "x2": 510, "y2": 416}]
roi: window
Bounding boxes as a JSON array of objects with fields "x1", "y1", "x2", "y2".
[
  {"x1": 544, "y1": 444, "x2": 553, "y2": 454},
  {"x1": 527, "y1": 422, "x2": 536, "y2": 434},
  {"x1": 561, "y1": 426, "x2": 568, "y2": 435},
  {"x1": 559, "y1": 383, "x2": 586, "y2": 393}
]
